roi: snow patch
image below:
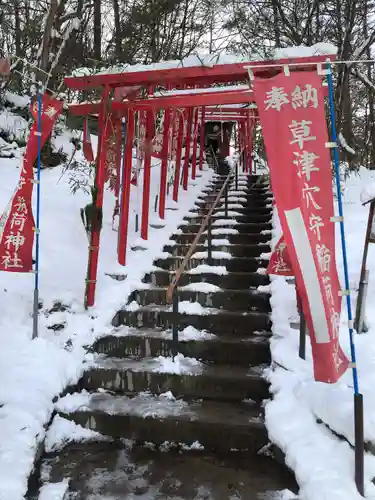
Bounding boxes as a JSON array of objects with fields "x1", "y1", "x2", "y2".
[
  {"x1": 180, "y1": 282, "x2": 221, "y2": 292},
  {"x1": 154, "y1": 353, "x2": 203, "y2": 375},
  {"x1": 192, "y1": 251, "x2": 232, "y2": 259},
  {"x1": 212, "y1": 219, "x2": 239, "y2": 226},
  {"x1": 38, "y1": 481, "x2": 69, "y2": 500},
  {"x1": 177, "y1": 301, "x2": 213, "y2": 315},
  {"x1": 45, "y1": 415, "x2": 109, "y2": 453},
  {"x1": 188, "y1": 265, "x2": 228, "y2": 275},
  {"x1": 211, "y1": 227, "x2": 239, "y2": 235}
]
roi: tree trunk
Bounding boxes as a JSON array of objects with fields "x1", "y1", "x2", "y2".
[
  {"x1": 113, "y1": 0, "x2": 122, "y2": 60},
  {"x1": 14, "y1": 0, "x2": 21, "y2": 58},
  {"x1": 39, "y1": 0, "x2": 58, "y2": 81},
  {"x1": 94, "y1": 0, "x2": 101, "y2": 61}
]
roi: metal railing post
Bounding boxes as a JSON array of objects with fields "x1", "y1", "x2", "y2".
[
  {"x1": 297, "y1": 291, "x2": 306, "y2": 360},
  {"x1": 166, "y1": 167, "x2": 244, "y2": 326},
  {"x1": 225, "y1": 182, "x2": 228, "y2": 217},
  {"x1": 172, "y1": 287, "x2": 179, "y2": 356},
  {"x1": 235, "y1": 160, "x2": 238, "y2": 191},
  {"x1": 207, "y1": 216, "x2": 212, "y2": 265}
]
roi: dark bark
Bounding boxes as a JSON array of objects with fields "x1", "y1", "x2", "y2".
[{"x1": 93, "y1": 0, "x2": 101, "y2": 61}]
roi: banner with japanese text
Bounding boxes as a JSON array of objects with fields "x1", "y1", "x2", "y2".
[
  {"x1": 253, "y1": 70, "x2": 349, "y2": 383},
  {"x1": 0, "y1": 94, "x2": 63, "y2": 272},
  {"x1": 171, "y1": 109, "x2": 183, "y2": 160},
  {"x1": 103, "y1": 117, "x2": 118, "y2": 189},
  {"x1": 267, "y1": 235, "x2": 293, "y2": 276},
  {"x1": 152, "y1": 111, "x2": 163, "y2": 159}
]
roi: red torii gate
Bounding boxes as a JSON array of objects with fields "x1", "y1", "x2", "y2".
[{"x1": 64, "y1": 54, "x2": 331, "y2": 308}]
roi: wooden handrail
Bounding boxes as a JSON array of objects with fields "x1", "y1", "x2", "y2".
[{"x1": 166, "y1": 167, "x2": 234, "y2": 303}]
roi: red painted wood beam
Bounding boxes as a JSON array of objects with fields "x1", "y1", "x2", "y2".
[
  {"x1": 204, "y1": 107, "x2": 251, "y2": 114},
  {"x1": 203, "y1": 115, "x2": 247, "y2": 121},
  {"x1": 64, "y1": 55, "x2": 334, "y2": 90},
  {"x1": 113, "y1": 90, "x2": 254, "y2": 111},
  {"x1": 69, "y1": 89, "x2": 255, "y2": 116}
]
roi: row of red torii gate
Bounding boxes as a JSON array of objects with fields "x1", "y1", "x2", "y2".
[{"x1": 64, "y1": 53, "x2": 332, "y2": 309}]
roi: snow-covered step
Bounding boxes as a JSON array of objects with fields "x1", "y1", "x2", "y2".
[
  {"x1": 177, "y1": 221, "x2": 272, "y2": 234},
  {"x1": 163, "y1": 242, "x2": 271, "y2": 259},
  {"x1": 200, "y1": 193, "x2": 273, "y2": 204},
  {"x1": 143, "y1": 268, "x2": 270, "y2": 289},
  {"x1": 130, "y1": 287, "x2": 271, "y2": 313},
  {"x1": 55, "y1": 391, "x2": 267, "y2": 453},
  {"x1": 194, "y1": 196, "x2": 272, "y2": 208},
  {"x1": 41, "y1": 439, "x2": 297, "y2": 499},
  {"x1": 192, "y1": 205, "x2": 272, "y2": 216},
  {"x1": 112, "y1": 305, "x2": 271, "y2": 336},
  {"x1": 81, "y1": 356, "x2": 269, "y2": 402},
  {"x1": 184, "y1": 213, "x2": 272, "y2": 224},
  {"x1": 170, "y1": 231, "x2": 270, "y2": 245},
  {"x1": 202, "y1": 183, "x2": 270, "y2": 193},
  {"x1": 92, "y1": 330, "x2": 271, "y2": 366},
  {"x1": 153, "y1": 255, "x2": 269, "y2": 273}
]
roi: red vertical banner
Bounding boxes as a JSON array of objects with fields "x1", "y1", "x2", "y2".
[
  {"x1": 103, "y1": 118, "x2": 117, "y2": 188},
  {"x1": 0, "y1": 94, "x2": 63, "y2": 273},
  {"x1": 247, "y1": 115, "x2": 255, "y2": 174},
  {"x1": 191, "y1": 108, "x2": 199, "y2": 180},
  {"x1": 183, "y1": 108, "x2": 193, "y2": 191},
  {"x1": 253, "y1": 70, "x2": 349, "y2": 383},
  {"x1": 141, "y1": 110, "x2": 153, "y2": 240},
  {"x1": 170, "y1": 110, "x2": 178, "y2": 160},
  {"x1": 152, "y1": 111, "x2": 163, "y2": 159},
  {"x1": 114, "y1": 120, "x2": 123, "y2": 200},
  {"x1": 159, "y1": 109, "x2": 171, "y2": 219},
  {"x1": 237, "y1": 122, "x2": 243, "y2": 171},
  {"x1": 243, "y1": 119, "x2": 249, "y2": 172},
  {"x1": 133, "y1": 111, "x2": 147, "y2": 186},
  {"x1": 199, "y1": 107, "x2": 206, "y2": 171},
  {"x1": 118, "y1": 109, "x2": 134, "y2": 265},
  {"x1": 173, "y1": 113, "x2": 184, "y2": 202}
]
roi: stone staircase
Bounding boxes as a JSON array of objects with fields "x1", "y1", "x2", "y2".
[{"x1": 45, "y1": 172, "x2": 297, "y2": 498}]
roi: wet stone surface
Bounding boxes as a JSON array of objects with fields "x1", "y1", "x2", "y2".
[{"x1": 34, "y1": 441, "x2": 298, "y2": 499}]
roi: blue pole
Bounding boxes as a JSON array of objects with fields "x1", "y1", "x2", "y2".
[
  {"x1": 327, "y1": 66, "x2": 359, "y2": 394},
  {"x1": 327, "y1": 63, "x2": 364, "y2": 497},
  {"x1": 32, "y1": 90, "x2": 43, "y2": 340}
]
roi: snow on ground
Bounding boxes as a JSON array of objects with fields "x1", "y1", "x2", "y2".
[
  {"x1": 45, "y1": 415, "x2": 111, "y2": 453},
  {"x1": 38, "y1": 481, "x2": 69, "y2": 500},
  {"x1": 179, "y1": 282, "x2": 221, "y2": 292},
  {"x1": 0, "y1": 129, "x2": 213, "y2": 499},
  {"x1": 266, "y1": 166, "x2": 375, "y2": 500}
]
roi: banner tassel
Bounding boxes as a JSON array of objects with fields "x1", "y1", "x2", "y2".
[
  {"x1": 327, "y1": 63, "x2": 364, "y2": 497},
  {"x1": 32, "y1": 90, "x2": 43, "y2": 340}
]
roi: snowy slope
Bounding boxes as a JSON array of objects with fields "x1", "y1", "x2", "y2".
[
  {"x1": 0, "y1": 129, "x2": 213, "y2": 500},
  {"x1": 266, "y1": 167, "x2": 375, "y2": 500}
]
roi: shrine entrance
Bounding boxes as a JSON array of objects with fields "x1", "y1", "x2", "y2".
[
  {"x1": 31, "y1": 51, "x2": 360, "y2": 500},
  {"x1": 64, "y1": 54, "x2": 330, "y2": 308}
]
